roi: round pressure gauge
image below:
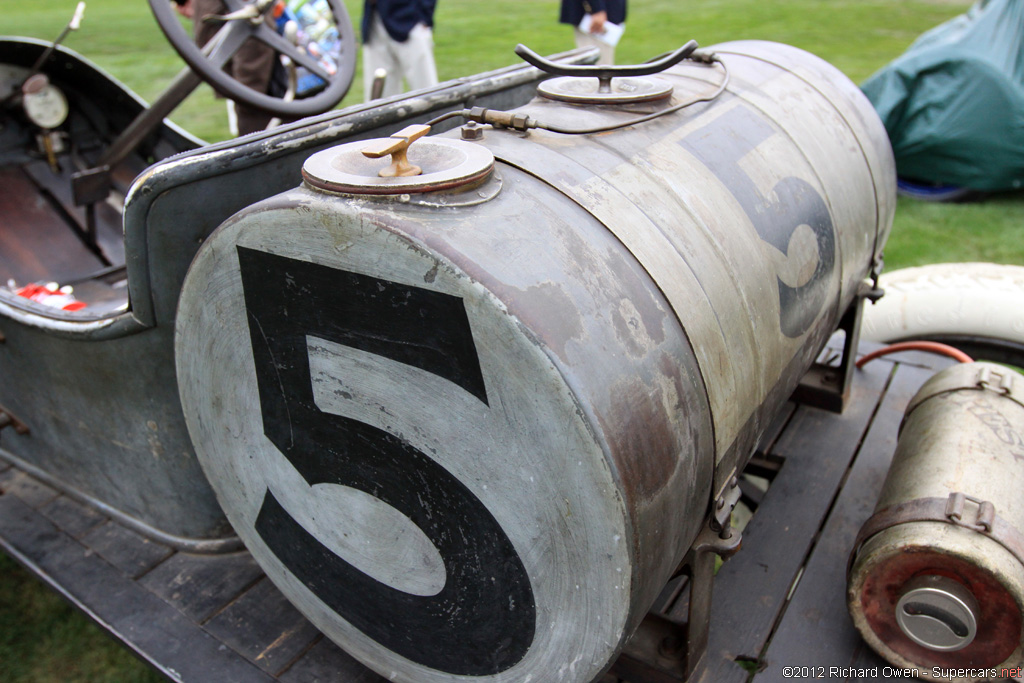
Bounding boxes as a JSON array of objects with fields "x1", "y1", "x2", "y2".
[{"x1": 22, "y1": 74, "x2": 69, "y2": 129}]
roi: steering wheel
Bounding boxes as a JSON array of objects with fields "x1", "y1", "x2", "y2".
[{"x1": 149, "y1": 0, "x2": 356, "y2": 118}]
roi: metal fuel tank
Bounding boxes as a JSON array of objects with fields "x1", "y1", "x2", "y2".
[
  {"x1": 849, "y1": 362, "x2": 1024, "y2": 681},
  {"x1": 175, "y1": 40, "x2": 895, "y2": 682}
]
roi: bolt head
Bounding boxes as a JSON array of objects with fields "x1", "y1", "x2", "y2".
[{"x1": 461, "y1": 122, "x2": 483, "y2": 140}]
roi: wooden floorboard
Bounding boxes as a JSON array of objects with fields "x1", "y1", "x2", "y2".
[
  {"x1": 688, "y1": 361, "x2": 892, "y2": 683},
  {"x1": 38, "y1": 494, "x2": 108, "y2": 540},
  {"x1": 278, "y1": 637, "x2": 387, "y2": 683},
  {"x1": 0, "y1": 494, "x2": 276, "y2": 683},
  {"x1": 751, "y1": 361, "x2": 944, "y2": 682},
  {"x1": 202, "y1": 578, "x2": 323, "y2": 677},
  {"x1": 81, "y1": 520, "x2": 173, "y2": 580},
  {"x1": 0, "y1": 467, "x2": 60, "y2": 508},
  {"x1": 0, "y1": 348, "x2": 967, "y2": 682},
  {"x1": 139, "y1": 550, "x2": 265, "y2": 624}
]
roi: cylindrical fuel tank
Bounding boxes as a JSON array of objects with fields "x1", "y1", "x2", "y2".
[
  {"x1": 849, "y1": 362, "x2": 1024, "y2": 681},
  {"x1": 175, "y1": 41, "x2": 894, "y2": 682}
]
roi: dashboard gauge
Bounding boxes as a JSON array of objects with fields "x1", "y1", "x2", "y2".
[{"x1": 22, "y1": 73, "x2": 69, "y2": 129}]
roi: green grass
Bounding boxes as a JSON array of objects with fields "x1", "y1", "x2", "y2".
[
  {"x1": 3, "y1": 0, "x2": 1023, "y2": 680},
  {"x1": 6, "y1": 0, "x2": 983, "y2": 141},
  {"x1": 885, "y1": 193, "x2": 1024, "y2": 270},
  {"x1": 8, "y1": 0, "x2": 1021, "y2": 271}
]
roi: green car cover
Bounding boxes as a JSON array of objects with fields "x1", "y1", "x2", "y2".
[{"x1": 861, "y1": 0, "x2": 1024, "y2": 192}]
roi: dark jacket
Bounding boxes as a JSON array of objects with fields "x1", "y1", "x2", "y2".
[
  {"x1": 362, "y1": 0, "x2": 437, "y2": 43},
  {"x1": 559, "y1": 0, "x2": 627, "y2": 26}
]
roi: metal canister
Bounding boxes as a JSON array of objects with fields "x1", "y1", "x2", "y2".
[
  {"x1": 176, "y1": 41, "x2": 894, "y2": 682},
  {"x1": 849, "y1": 362, "x2": 1024, "y2": 680}
]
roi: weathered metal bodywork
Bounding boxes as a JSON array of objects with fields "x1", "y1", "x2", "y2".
[
  {"x1": 174, "y1": 41, "x2": 895, "y2": 681},
  {"x1": 0, "y1": 38, "x2": 592, "y2": 548}
]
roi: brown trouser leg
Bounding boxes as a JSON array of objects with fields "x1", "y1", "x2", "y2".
[{"x1": 193, "y1": 0, "x2": 276, "y2": 135}]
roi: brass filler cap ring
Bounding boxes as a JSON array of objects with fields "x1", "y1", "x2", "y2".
[
  {"x1": 303, "y1": 128, "x2": 495, "y2": 195},
  {"x1": 537, "y1": 75, "x2": 674, "y2": 104}
]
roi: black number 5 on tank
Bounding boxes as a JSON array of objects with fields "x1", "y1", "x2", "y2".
[
  {"x1": 236, "y1": 246, "x2": 536, "y2": 675},
  {"x1": 681, "y1": 104, "x2": 836, "y2": 338}
]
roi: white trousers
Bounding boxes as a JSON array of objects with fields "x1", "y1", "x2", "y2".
[
  {"x1": 573, "y1": 28, "x2": 617, "y2": 65},
  {"x1": 363, "y1": 15, "x2": 439, "y2": 101}
]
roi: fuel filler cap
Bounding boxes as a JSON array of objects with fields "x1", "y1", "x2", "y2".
[
  {"x1": 895, "y1": 575, "x2": 979, "y2": 652},
  {"x1": 537, "y1": 75, "x2": 674, "y2": 105},
  {"x1": 302, "y1": 124, "x2": 494, "y2": 195}
]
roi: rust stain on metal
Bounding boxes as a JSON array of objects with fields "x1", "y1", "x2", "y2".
[
  {"x1": 599, "y1": 374, "x2": 683, "y2": 503},
  {"x1": 514, "y1": 281, "x2": 585, "y2": 360},
  {"x1": 858, "y1": 548, "x2": 1021, "y2": 668},
  {"x1": 603, "y1": 248, "x2": 667, "y2": 348}
]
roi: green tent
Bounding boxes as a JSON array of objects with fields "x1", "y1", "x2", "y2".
[{"x1": 861, "y1": 0, "x2": 1024, "y2": 192}]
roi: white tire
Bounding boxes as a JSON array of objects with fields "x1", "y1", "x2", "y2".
[{"x1": 862, "y1": 263, "x2": 1024, "y2": 365}]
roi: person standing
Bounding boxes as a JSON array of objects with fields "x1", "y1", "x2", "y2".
[
  {"x1": 362, "y1": 0, "x2": 439, "y2": 101},
  {"x1": 559, "y1": 0, "x2": 626, "y2": 65},
  {"x1": 176, "y1": 0, "x2": 278, "y2": 135}
]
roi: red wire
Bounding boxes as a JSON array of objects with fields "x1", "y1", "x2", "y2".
[{"x1": 855, "y1": 341, "x2": 974, "y2": 368}]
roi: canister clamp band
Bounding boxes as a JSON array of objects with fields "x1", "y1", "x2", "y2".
[
  {"x1": 904, "y1": 363, "x2": 1024, "y2": 422},
  {"x1": 848, "y1": 492, "x2": 1024, "y2": 575}
]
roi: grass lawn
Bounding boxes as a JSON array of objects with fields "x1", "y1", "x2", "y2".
[
  {"x1": 2, "y1": 0, "x2": 1022, "y2": 680},
  {"x1": 7, "y1": 0, "x2": 1021, "y2": 271},
  {"x1": 5, "y1": 0, "x2": 990, "y2": 142}
]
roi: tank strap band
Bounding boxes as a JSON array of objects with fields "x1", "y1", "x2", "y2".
[
  {"x1": 904, "y1": 363, "x2": 1024, "y2": 420},
  {"x1": 848, "y1": 492, "x2": 1024, "y2": 576}
]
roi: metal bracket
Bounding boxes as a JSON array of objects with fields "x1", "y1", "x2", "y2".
[
  {"x1": 976, "y1": 365, "x2": 1016, "y2": 397},
  {"x1": 681, "y1": 522, "x2": 743, "y2": 678},
  {"x1": 0, "y1": 405, "x2": 30, "y2": 435},
  {"x1": 792, "y1": 286, "x2": 871, "y2": 413},
  {"x1": 612, "y1": 518, "x2": 742, "y2": 682},
  {"x1": 944, "y1": 492, "x2": 995, "y2": 532},
  {"x1": 710, "y1": 470, "x2": 742, "y2": 534}
]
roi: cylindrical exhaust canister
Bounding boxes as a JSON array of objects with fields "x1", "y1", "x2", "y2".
[{"x1": 849, "y1": 362, "x2": 1024, "y2": 681}]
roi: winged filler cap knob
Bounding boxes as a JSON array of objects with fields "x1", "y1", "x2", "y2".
[{"x1": 360, "y1": 125, "x2": 431, "y2": 178}]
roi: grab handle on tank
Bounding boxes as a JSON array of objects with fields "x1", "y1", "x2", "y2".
[{"x1": 515, "y1": 41, "x2": 698, "y2": 92}]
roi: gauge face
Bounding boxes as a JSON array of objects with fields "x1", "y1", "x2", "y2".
[{"x1": 22, "y1": 76, "x2": 69, "y2": 129}]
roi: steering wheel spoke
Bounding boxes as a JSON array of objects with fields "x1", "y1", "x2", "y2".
[
  {"x1": 255, "y1": 25, "x2": 332, "y2": 81},
  {"x1": 149, "y1": 0, "x2": 356, "y2": 119},
  {"x1": 203, "y1": 20, "x2": 255, "y2": 70}
]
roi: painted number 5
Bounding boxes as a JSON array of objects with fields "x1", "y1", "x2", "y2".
[
  {"x1": 681, "y1": 105, "x2": 836, "y2": 338},
  {"x1": 237, "y1": 247, "x2": 536, "y2": 675}
]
